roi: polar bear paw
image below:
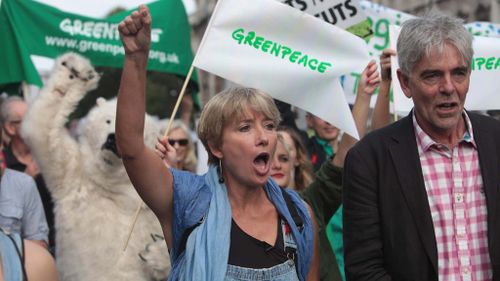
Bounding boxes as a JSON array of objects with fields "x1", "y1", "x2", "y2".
[
  {"x1": 139, "y1": 234, "x2": 171, "y2": 281},
  {"x1": 46, "y1": 52, "x2": 100, "y2": 97}
]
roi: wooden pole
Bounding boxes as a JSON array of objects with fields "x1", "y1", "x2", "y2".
[
  {"x1": 163, "y1": 65, "x2": 195, "y2": 137},
  {"x1": 122, "y1": 201, "x2": 142, "y2": 251}
]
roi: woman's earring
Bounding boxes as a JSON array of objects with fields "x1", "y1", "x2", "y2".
[{"x1": 218, "y1": 159, "x2": 225, "y2": 184}]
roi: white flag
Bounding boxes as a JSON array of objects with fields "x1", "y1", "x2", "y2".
[{"x1": 193, "y1": 0, "x2": 370, "y2": 139}]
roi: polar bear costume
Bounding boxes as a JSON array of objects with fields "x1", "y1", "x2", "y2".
[{"x1": 22, "y1": 53, "x2": 170, "y2": 281}]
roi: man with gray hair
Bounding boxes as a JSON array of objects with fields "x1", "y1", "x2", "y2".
[
  {"x1": 0, "y1": 96, "x2": 55, "y2": 251},
  {"x1": 343, "y1": 13, "x2": 500, "y2": 280},
  {"x1": 1, "y1": 97, "x2": 38, "y2": 176}
]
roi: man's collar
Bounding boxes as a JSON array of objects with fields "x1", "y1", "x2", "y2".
[{"x1": 413, "y1": 110, "x2": 476, "y2": 153}]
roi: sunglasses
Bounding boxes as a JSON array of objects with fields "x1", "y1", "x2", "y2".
[{"x1": 168, "y1": 139, "x2": 189, "y2": 146}]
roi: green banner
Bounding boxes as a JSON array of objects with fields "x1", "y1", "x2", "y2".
[{"x1": 0, "y1": 0, "x2": 195, "y2": 87}]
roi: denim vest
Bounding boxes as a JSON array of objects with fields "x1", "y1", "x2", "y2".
[{"x1": 167, "y1": 169, "x2": 313, "y2": 281}]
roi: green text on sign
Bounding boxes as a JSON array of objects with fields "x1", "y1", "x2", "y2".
[
  {"x1": 231, "y1": 28, "x2": 332, "y2": 74},
  {"x1": 471, "y1": 57, "x2": 500, "y2": 71}
]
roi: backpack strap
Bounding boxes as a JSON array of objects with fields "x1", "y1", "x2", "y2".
[
  {"x1": 177, "y1": 215, "x2": 205, "y2": 255},
  {"x1": 0, "y1": 228, "x2": 27, "y2": 281},
  {"x1": 280, "y1": 187, "x2": 304, "y2": 269},
  {"x1": 280, "y1": 188, "x2": 304, "y2": 231}
]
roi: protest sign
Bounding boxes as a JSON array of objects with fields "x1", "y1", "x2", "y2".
[
  {"x1": 388, "y1": 25, "x2": 412, "y2": 113},
  {"x1": 279, "y1": 0, "x2": 372, "y2": 39},
  {"x1": 193, "y1": 0, "x2": 371, "y2": 139},
  {"x1": 342, "y1": 1, "x2": 414, "y2": 104}
]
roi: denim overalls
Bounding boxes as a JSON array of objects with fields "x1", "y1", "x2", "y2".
[
  {"x1": 225, "y1": 218, "x2": 300, "y2": 281},
  {"x1": 225, "y1": 260, "x2": 299, "y2": 281}
]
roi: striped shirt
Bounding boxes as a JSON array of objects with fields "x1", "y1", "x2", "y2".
[{"x1": 413, "y1": 112, "x2": 491, "y2": 281}]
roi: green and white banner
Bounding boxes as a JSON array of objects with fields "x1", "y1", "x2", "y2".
[
  {"x1": 194, "y1": 0, "x2": 370, "y2": 139},
  {"x1": 0, "y1": 0, "x2": 194, "y2": 86},
  {"x1": 389, "y1": 25, "x2": 500, "y2": 112},
  {"x1": 360, "y1": 1, "x2": 414, "y2": 56},
  {"x1": 343, "y1": 1, "x2": 500, "y2": 108},
  {"x1": 342, "y1": 1, "x2": 414, "y2": 105}
]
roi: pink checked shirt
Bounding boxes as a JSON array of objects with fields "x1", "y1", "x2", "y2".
[{"x1": 414, "y1": 112, "x2": 492, "y2": 281}]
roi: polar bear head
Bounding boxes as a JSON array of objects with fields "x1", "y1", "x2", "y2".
[
  {"x1": 47, "y1": 52, "x2": 100, "y2": 95},
  {"x1": 79, "y1": 97, "x2": 160, "y2": 188}
]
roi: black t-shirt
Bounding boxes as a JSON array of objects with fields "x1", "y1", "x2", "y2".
[{"x1": 228, "y1": 218, "x2": 288, "y2": 268}]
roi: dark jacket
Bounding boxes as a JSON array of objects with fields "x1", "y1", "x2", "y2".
[
  {"x1": 302, "y1": 160, "x2": 344, "y2": 281},
  {"x1": 343, "y1": 112, "x2": 500, "y2": 281},
  {"x1": 307, "y1": 136, "x2": 330, "y2": 172}
]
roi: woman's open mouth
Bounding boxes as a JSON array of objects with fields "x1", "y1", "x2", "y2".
[{"x1": 253, "y1": 152, "x2": 271, "y2": 176}]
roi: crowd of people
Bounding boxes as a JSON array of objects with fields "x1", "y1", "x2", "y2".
[{"x1": 1, "y1": 3, "x2": 500, "y2": 281}]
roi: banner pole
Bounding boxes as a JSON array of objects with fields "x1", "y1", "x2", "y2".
[
  {"x1": 393, "y1": 108, "x2": 398, "y2": 122},
  {"x1": 123, "y1": 201, "x2": 142, "y2": 251},
  {"x1": 123, "y1": 64, "x2": 195, "y2": 252},
  {"x1": 391, "y1": 87, "x2": 398, "y2": 122},
  {"x1": 22, "y1": 82, "x2": 30, "y2": 102},
  {"x1": 164, "y1": 64, "x2": 195, "y2": 137}
]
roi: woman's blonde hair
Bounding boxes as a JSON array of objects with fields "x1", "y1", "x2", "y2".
[
  {"x1": 278, "y1": 126, "x2": 314, "y2": 191},
  {"x1": 197, "y1": 88, "x2": 281, "y2": 165}
]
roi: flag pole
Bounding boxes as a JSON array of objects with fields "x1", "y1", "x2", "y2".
[
  {"x1": 157, "y1": 0, "x2": 223, "y2": 138},
  {"x1": 391, "y1": 87, "x2": 398, "y2": 122},
  {"x1": 159, "y1": 0, "x2": 224, "y2": 136},
  {"x1": 393, "y1": 107, "x2": 398, "y2": 122},
  {"x1": 123, "y1": 64, "x2": 195, "y2": 252},
  {"x1": 164, "y1": 64, "x2": 195, "y2": 137},
  {"x1": 123, "y1": 201, "x2": 142, "y2": 251}
]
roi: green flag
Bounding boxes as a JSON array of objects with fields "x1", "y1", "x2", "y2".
[
  {"x1": 0, "y1": 0, "x2": 195, "y2": 87},
  {"x1": 0, "y1": 1, "x2": 42, "y2": 86}
]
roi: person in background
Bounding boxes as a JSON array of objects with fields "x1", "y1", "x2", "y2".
[
  {"x1": 276, "y1": 126, "x2": 314, "y2": 191},
  {"x1": 163, "y1": 119, "x2": 197, "y2": 172},
  {"x1": 1, "y1": 97, "x2": 36, "y2": 177},
  {"x1": 344, "y1": 13, "x2": 500, "y2": 280},
  {"x1": 0, "y1": 122, "x2": 49, "y2": 249},
  {"x1": 0, "y1": 97, "x2": 55, "y2": 251},
  {"x1": 301, "y1": 59, "x2": 379, "y2": 281},
  {"x1": 116, "y1": 5, "x2": 319, "y2": 280},
  {"x1": 269, "y1": 132, "x2": 294, "y2": 189},
  {"x1": 319, "y1": 50, "x2": 395, "y2": 281},
  {"x1": 305, "y1": 113, "x2": 340, "y2": 172}
]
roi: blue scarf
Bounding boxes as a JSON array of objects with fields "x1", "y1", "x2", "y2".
[{"x1": 179, "y1": 166, "x2": 313, "y2": 281}]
